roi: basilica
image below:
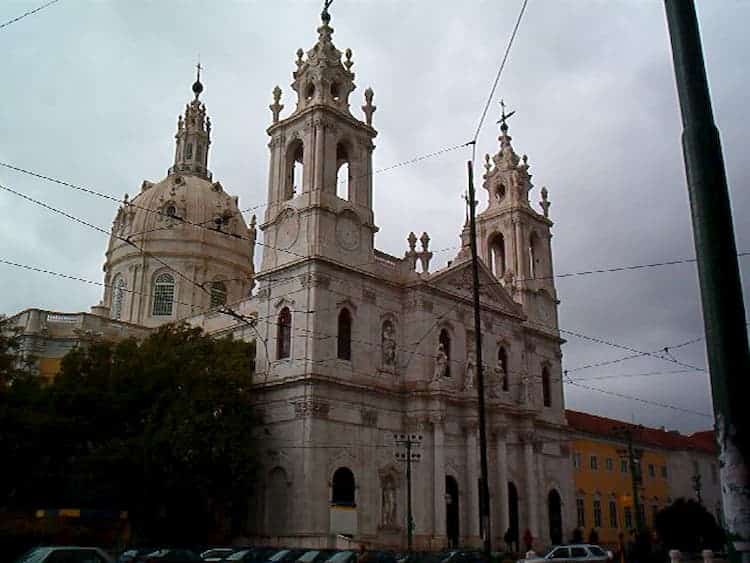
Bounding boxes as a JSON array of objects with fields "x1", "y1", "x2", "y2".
[{"x1": 6, "y1": 6, "x2": 575, "y2": 551}]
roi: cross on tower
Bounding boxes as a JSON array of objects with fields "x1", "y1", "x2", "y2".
[{"x1": 497, "y1": 99, "x2": 516, "y2": 132}]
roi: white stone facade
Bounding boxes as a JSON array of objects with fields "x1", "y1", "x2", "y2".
[{"x1": 187, "y1": 9, "x2": 574, "y2": 551}]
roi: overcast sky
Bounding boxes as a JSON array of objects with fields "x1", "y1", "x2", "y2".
[{"x1": 1, "y1": 0, "x2": 748, "y2": 433}]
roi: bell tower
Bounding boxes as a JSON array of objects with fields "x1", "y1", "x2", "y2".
[
  {"x1": 469, "y1": 104, "x2": 559, "y2": 332},
  {"x1": 260, "y1": 6, "x2": 379, "y2": 272},
  {"x1": 169, "y1": 64, "x2": 212, "y2": 180}
]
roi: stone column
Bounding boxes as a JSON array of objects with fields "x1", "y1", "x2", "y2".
[
  {"x1": 466, "y1": 422, "x2": 480, "y2": 543},
  {"x1": 432, "y1": 414, "x2": 447, "y2": 545},
  {"x1": 312, "y1": 119, "x2": 325, "y2": 194},
  {"x1": 521, "y1": 430, "x2": 539, "y2": 541},
  {"x1": 535, "y1": 440, "x2": 546, "y2": 544},
  {"x1": 495, "y1": 427, "x2": 509, "y2": 542}
]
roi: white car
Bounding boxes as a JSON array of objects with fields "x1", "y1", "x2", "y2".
[
  {"x1": 518, "y1": 545, "x2": 613, "y2": 563},
  {"x1": 201, "y1": 549, "x2": 235, "y2": 562},
  {"x1": 14, "y1": 546, "x2": 114, "y2": 563}
]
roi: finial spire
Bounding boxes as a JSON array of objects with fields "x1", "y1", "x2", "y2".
[
  {"x1": 322, "y1": 0, "x2": 334, "y2": 23},
  {"x1": 192, "y1": 60, "x2": 204, "y2": 100}
]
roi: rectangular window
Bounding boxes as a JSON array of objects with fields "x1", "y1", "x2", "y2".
[
  {"x1": 590, "y1": 455, "x2": 598, "y2": 471},
  {"x1": 573, "y1": 452, "x2": 582, "y2": 469},
  {"x1": 609, "y1": 500, "x2": 618, "y2": 528},
  {"x1": 661, "y1": 465, "x2": 668, "y2": 479},
  {"x1": 648, "y1": 464, "x2": 655, "y2": 478},
  {"x1": 621, "y1": 459, "x2": 628, "y2": 473},
  {"x1": 593, "y1": 500, "x2": 602, "y2": 528},
  {"x1": 711, "y1": 464, "x2": 718, "y2": 484},
  {"x1": 576, "y1": 498, "x2": 586, "y2": 528},
  {"x1": 605, "y1": 457, "x2": 614, "y2": 471},
  {"x1": 624, "y1": 506, "x2": 633, "y2": 529}
]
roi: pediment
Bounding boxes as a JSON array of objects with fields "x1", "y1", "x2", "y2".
[{"x1": 425, "y1": 258, "x2": 523, "y2": 317}]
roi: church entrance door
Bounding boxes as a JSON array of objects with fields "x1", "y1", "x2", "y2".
[
  {"x1": 508, "y1": 482, "x2": 519, "y2": 551},
  {"x1": 548, "y1": 489, "x2": 562, "y2": 545},
  {"x1": 446, "y1": 476, "x2": 460, "y2": 548}
]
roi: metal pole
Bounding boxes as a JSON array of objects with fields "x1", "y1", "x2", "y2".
[
  {"x1": 664, "y1": 3, "x2": 750, "y2": 562},
  {"x1": 626, "y1": 431, "x2": 644, "y2": 534},
  {"x1": 407, "y1": 438, "x2": 413, "y2": 551},
  {"x1": 467, "y1": 160, "x2": 492, "y2": 557}
]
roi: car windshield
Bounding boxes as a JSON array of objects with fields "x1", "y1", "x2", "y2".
[
  {"x1": 270, "y1": 551, "x2": 291, "y2": 562},
  {"x1": 325, "y1": 552, "x2": 354, "y2": 563},
  {"x1": 14, "y1": 548, "x2": 49, "y2": 563},
  {"x1": 298, "y1": 552, "x2": 321, "y2": 563},
  {"x1": 588, "y1": 547, "x2": 606, "y2": 557},
  {"x1": 227, "y1": 551, "x2": 251, "y2": 561}
]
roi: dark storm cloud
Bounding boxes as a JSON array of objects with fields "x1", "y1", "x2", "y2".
[{"x1": 1, "y1": 0, "x2": 747, "y2": 432}]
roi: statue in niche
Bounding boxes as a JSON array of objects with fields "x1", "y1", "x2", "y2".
[
  {"x1": 464, "y1": 353, "x2": 476, "y2": 391},
  {"x1": 433, "y1": 343, "x2": 448, "y2": 381},
  {"x1": 381, "y1": 476, "x2": 397, "y2": 528},
  {"x1": 382, "y1": 320, "x2": 396, "y2": 369},
  {"x1": 488, "y1": 361, "x2": 503, "y2": 398},
  {"x1": 519, "y1": 373, "x2": 534, "y2": 406}
]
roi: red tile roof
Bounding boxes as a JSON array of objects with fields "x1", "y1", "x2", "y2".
[{"x1": 565, "y1": 410, "x2": 716, "y2": 454}]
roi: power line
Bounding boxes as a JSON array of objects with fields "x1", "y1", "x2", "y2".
[
  {"x1": 0, "y1": 0, "x2": 59, "y2": 31},
  {"x1": 470, "y1": 0, "x2": 530, "y2": 156}
]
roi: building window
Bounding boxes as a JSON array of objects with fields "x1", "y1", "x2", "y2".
[
  {"x1": 609, "y1": 500, "x2": 618, "y2": 528},
  {"x1": 661, "y1": 465, "x2": 668, "y2": 479},
  {"x1": 711, "y1": 463, "x2": 718, "y2": 484},
  {"x1": 185, "y1": 142, "x2": 193, "y2": 160},
  {"x1": 593, "y1": 499, "x2": 602, "y2": 528},
  {"x1": 648, "y1": 464, "x2": 655, "y2": 478},
  {"x1": 331, "y1": 467, "x2": 356, "y2": 507},
  {"x1": 152, "y1": 273, "x2": 175, "y2": 316},
  {"x1": 573, "y1": 452, "x2": 582, "y2": 469},
  {"x1": 590, "y1": 455, "x2": 598, "y2": 471},
  {"x1": 489, "y1": 233, "x2": 506, "y2": 278},
  {"x1": 210, "y1": 281, "x2": 227, "y2": 308},
  {"x1": 576, "y1": 498, "x2": 586, "y2": 528},
  {"x1": 277, "y1": 307, "x2": 292, "y2": 359},
  {"x1": 605, "y1": 457, "x2": 614, "y2": 471},
  {"x1": 337, "y1": 308, "x2": 352, "y2": 360},
  {"x1": 624, "y1": 506, "x2": 633, "y2": 529},
  {"x1": 498, "y1": 346, "x2": 508, "y2": 391},
  {"x1": 111, "y1": 275, "x2": 126, "y2": 320},
  {"x1": 439, "y1": 328, "x2": 451, "y2": 377},
  {"x1": 542, "y1": 365, "x2": 551, "y2": 407},
  {"x1": 621, "y1": 459, "x2": 628, "y2": 473}
]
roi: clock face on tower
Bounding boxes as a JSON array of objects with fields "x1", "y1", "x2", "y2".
[
  {"x1": 336, "y1": 211, "x2": 361, "y2": 251},
  {"x1": 276, "y1": 208, "x2": 300, "y2": 250}
]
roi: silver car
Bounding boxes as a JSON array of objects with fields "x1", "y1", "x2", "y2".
[
  {"x1": 14, "y1": 546, "x2": 114, "y2": 563},
  {"x1": 519, "y1": 545, "x2": 613, "y2": 563}
]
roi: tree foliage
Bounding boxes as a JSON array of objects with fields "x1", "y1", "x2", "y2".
[
  {"x1": 654, "y1": 498, "x2": 725, "y2": 552},
  {"x1": 0, "y1": 324, "x2": 258, "y2": 544}
]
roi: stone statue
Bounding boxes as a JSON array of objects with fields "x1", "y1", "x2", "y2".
[
  {"x1": 382, "y1": 321, "x2": 396, "y2": 369},
  {"x1": 464, "y1": 354, "x2": 476, "y2": 391},
  {"x1": 434, "y1": 343, "x2": 448, "y2": 380},
  {"x1": 381, "y1": 478, "x2": 397, "y2": 527},
  {"x1": 519, "y1": 374, "x2": 533, "y2": 406}
]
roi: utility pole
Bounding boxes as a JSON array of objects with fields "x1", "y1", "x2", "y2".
[
  {"x1": 467, "y1": 159, "x2": 492, "y2": 557},
  {"x1": 616, "y1": 426, "x2": 644, "y2": 533},
  {"x1": 394, "y1": 432, "x2": 423, "y2": 551},
  {"x1": 664, "y1": 3, "x2": 750, "y2": 562}
]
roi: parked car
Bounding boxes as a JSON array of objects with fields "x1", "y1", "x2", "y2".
[
  {"x1": 14, "y1": 546, "x2": 114, "y2": 563},
  {"x1": 295, "y1": 550, "x2": 335, "y2": 563},
  {"x1": 136, "y1": 549, "x2": 201, "y2": 563},
  {"x1": 118, "y1": 549, "x2": 155, "y2": 563},
  {"x1": 518, "y1": 545, "x2": 613, "y2": 563},
  {"x1": 224, "y1": 548, "x2": 281, "y2": 563},
  {"x1": 322, "y1": 551, "x2": 356, "y2": 563},
  {"x1": 263, "y1": 550, "x2": 308, "y2": 563},
  {"x1": 201, "y1": 549, "x2": 235, "y2": 562}
]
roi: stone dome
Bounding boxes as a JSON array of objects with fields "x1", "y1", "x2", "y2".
[{"x1": 97, "y1": 172, "x2": 255, "y2": 327}]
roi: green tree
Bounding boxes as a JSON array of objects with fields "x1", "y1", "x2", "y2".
[
  {"x1": 1, "y1": 323, "x2": 259, "y2": 544},
  {"x1": 654, "y1": 498, "x2": 725, "y2": 552}
]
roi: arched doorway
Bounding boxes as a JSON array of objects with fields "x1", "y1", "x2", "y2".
[
  {"x1": 548, "y1": 489, "x2": 563, "y2": 545},
  {"x1": 508, "y1": 482, "x2": 519, "y2": 551},
  {"x1": 446, "y1": 476, "x2": 460, "y2": 548}
]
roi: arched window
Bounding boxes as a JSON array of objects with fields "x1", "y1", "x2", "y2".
[
  {"x1": 336, "y1": 143, "x2": 351, "y2": 200},
  {"x1": 210, "y1": 281, "x2": 227, "y2": 308},
  {"x1": 337, "y1": 308, "x2": 352, "y2": 361},
  {"x1": 331, "y1": 467, "x2": 356, "y2": 506},
  {"x1": 277, "y1": 307, "x2": 292, "y2": 360},
  {"x1": 542, "y1": 365, "x2": 552, "y2": 407},
  {"x1": 184, "y1": 142, "x2": 193, "y2": 160},
  {"x1": 498, "y1": 346, "x2": 508, "y2": 391},
  {"x1": 529, "y1": 232, "x2": 540, "y2": 279},
  {"x1": 286, "y1": 140, "x2": 304, "y2": 200},
  {"x1": 152, "y1": 273, "x2": 175, "y2": 316},
  {"x1": 489, "y1": 233, "x2": 506, "y2": 278},
  {"x1": 111, "y1": 276, "x2": 126, "y2": 320},
  {"x1": 439, "y1": 328, "x2": 451, "y2": 377}
]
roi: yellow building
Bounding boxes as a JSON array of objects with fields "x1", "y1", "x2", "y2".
[{"x1": 567, "y1": 411, "x2": 674, "y2": 547}]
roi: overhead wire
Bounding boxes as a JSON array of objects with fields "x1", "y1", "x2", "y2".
[{"x1": 0, "y1": 0, "x2": 59, "y2": 31}]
